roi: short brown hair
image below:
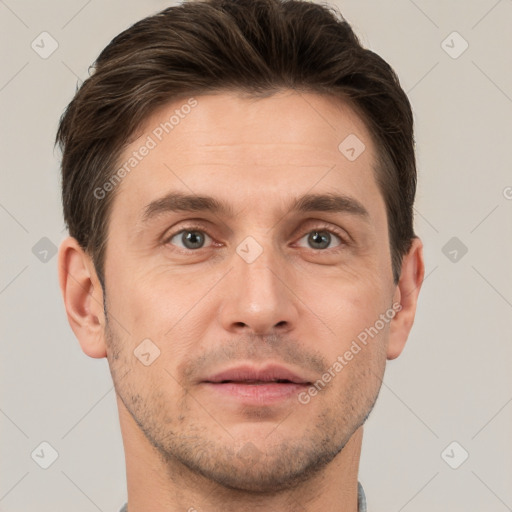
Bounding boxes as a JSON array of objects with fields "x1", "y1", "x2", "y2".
[{"x1": 56, "y1": 0, "x2": 417, "y2": 287}]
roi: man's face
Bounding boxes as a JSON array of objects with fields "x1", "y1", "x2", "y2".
[{"x1": 102, "y1": 90, "x2": 397, "y2": 492}]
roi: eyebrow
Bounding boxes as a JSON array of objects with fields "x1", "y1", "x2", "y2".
[
  {"x1": 293, "y1": 192, "x2": 369, "y2": 220},
  {"x1": 141, "y1": 191, "x2": 370, "y2": 223}
]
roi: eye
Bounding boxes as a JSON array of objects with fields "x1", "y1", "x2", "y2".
[
  {"x1": 295, "y1": 227, "x2": 345, "y2": 251},
  {"x1": 166, "y1": 226, "x2": 213, "y2": 251}
]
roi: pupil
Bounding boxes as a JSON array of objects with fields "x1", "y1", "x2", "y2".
[
  {"x1": 184, "y1": 231, "x2": 204, "y2": 249},
  {"x1": 309, "y1": 231, "x2": 330, "y2": 249}
]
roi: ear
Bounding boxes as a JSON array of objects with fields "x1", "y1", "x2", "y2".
[
  {"x1": 58, "y1": 236, "x2": 107, "y2": 358},
  {"x1": 387, "y1": 237, "x2": 425, "y2": 360}
]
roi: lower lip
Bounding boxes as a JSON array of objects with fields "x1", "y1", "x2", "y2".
[{"x1": 202, "y1": 382, "x2": 308, "y2": 404}]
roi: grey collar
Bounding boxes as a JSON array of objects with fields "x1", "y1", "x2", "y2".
[{"x1": 358, "y1": 481, "x2": 367, "y2": 512}]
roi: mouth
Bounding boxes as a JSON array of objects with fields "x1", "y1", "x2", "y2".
[
  {"x1": 203, "y1": 364, "x2": 312, "y2": 385},
  {"x1": 214, "y1": 379, "x2": 300, "y2": 384},
  {"x1": 200, "y1": 364, "x2": 313, "y2": 404}
]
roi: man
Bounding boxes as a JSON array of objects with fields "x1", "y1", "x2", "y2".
[{"x1": 56, "y1": 0, "x2": 424, "y2": 510}]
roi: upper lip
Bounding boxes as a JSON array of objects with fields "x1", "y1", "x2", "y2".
[{"x1": 202, "y1": 364, "x2": 312, "y2": 385}]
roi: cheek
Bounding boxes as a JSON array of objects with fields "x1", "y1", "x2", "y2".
[
  {"x1": 106, "y1": 267, "x2": 217, "y2": 371},
  {"x1": 105, "y1": 260, "x2": 174, "y2": 331},
  {"x1": 313, "y1": 270, "x2": 389, "y2": 327},
  {"x1": 308, "y1": 273, "x2": 393, "y2": 373}
]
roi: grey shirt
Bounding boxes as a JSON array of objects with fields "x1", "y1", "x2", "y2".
[{"x1": 119, "y1": 481, "x2": 367, "y2": 511}]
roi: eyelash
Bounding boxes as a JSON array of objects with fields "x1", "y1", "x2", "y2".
[{"x1": 163, "y1": 222, "x2": 349, "y2": 253}]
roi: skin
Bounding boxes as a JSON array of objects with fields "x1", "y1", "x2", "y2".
[{"x1": 59, "y1": 90, "x2": 424, "y2": 512}]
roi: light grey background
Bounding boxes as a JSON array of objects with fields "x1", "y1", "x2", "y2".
[{"x1": 1, "y1": 1, "x2": 511, "y2": 511}]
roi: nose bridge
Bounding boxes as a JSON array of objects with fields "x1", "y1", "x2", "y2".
[
  {"x1": 219, "y1": 231, "x2": 298, "y2": 334},
  {"x1": 239, "y1": 239, "x2": 283, "y2": 301},
  {"x1": 236, "y1": 233, "x2": 285, "y2": 304}
]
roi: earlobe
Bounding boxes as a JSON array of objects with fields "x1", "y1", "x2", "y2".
[
  {"x1": 387, "y1": 237, "x2": 425, "y2": 360},
  {"x1": 58, "y1": 237, "x2": 107, "y2": 359}
]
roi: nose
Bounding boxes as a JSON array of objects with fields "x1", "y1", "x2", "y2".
[{"x1": 218, "y1": 241, "x2": 300, "y2": 337}]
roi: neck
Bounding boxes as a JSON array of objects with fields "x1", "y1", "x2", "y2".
[{"x1": 118, "y1": 396, "x2": 363, "y2": 512}]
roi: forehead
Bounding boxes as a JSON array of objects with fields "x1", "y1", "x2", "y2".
[
  {"x1": 136, "y1": 90, "x2": 374, "y2": 161},
  {"x1": 110, "y1": 90, "x2": 383, "y2": 225}
]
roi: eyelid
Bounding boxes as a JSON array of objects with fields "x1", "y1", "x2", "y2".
[
  {"x1": 293, "y1": 221, "x2": 349, "y2": 251},
  {"x1": 162, "y1": 223, "x2": 216, "y2": 248}
]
